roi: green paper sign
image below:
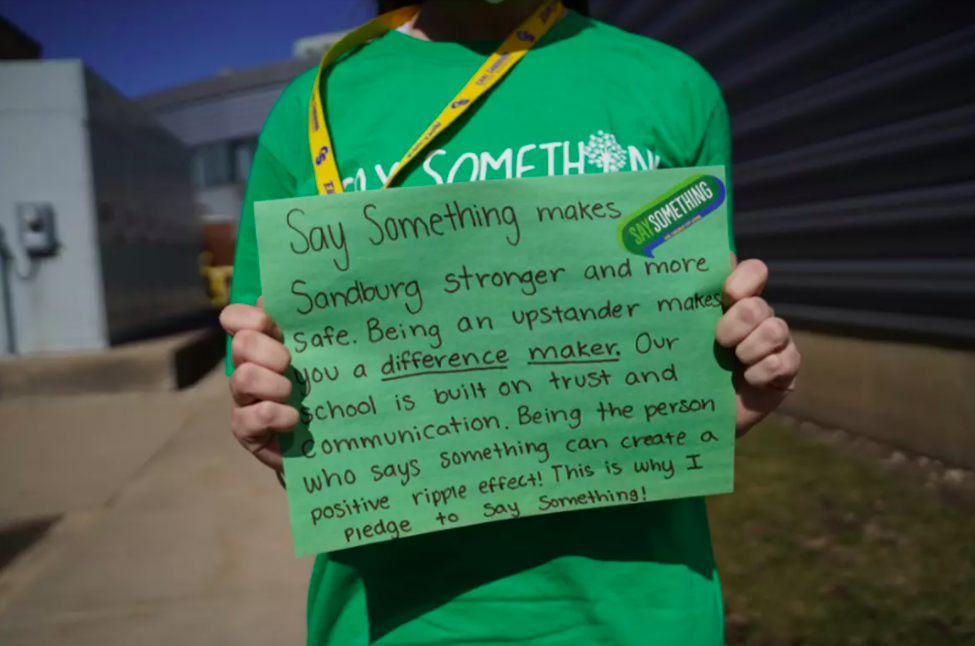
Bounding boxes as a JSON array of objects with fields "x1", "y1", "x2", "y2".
[{"x1": 255, "y1": 166, "x2": 735, "y2": 557}]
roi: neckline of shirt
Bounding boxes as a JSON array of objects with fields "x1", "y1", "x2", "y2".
[{"x1": 365, "y1": 10, "x2": 585, "y2": 66}]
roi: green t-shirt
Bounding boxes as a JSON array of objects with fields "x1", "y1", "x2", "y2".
[{"x1": 230, "y1": 11, "x2": 733, "y2": 646}]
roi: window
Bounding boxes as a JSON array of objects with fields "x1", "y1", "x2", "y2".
[
  {"x1": 191, "y1": 142, "x2": 231, "y2": 189},
  {"x1": 191, "y1": 137, "x2": 258, "y2": 189},
  {"x1": 233, "y1": 138, "x2": 257, "y2": 182}
]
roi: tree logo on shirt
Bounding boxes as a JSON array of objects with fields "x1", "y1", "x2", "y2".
[{"x1": 583, "y1": 131, "x2": 628, "y2": 173}]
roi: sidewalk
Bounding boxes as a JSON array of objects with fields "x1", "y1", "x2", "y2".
[
  {"x1": 0, "y1": 369, "x2": 312, "y2": 645},
  {"x1": 3, "y1": 368, "x2": 972, "y2": 644}
]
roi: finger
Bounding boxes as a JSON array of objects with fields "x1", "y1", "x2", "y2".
[
  {"x1": 253, "y1": 438, "x2": 283, "y2": 472},
  {"x1": 231, "y1": 403, "x2": 297, "y2": 471},
  {"x1": 715, "y1": 297, "x2": 772, "y2": 348},
  {"x1": 231, "y1": 328, "x2": 291, "y2": 372},
  {"x1": 220, "y1": 302, "x2": 283, "y2": 341},
  {"x1": 230, "y1": 362, "x2": 293, "y2": 406},
  {"x1": 722, "y1": 259, "x2": 768, "y2": 307},
  {"x1": 743, "y1": 341, "x2": 801, "y2": 389},
  {"x1": 231, "y1": 401, "x2": 299, "y2": 440},
  {"x1": 735, "y1": 317, "x2": 791, "y2": 365}
]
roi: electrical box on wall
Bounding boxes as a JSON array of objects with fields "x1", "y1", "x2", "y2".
[{"x1": 16, "y1": 202, "x2": 59, "y2": 258}]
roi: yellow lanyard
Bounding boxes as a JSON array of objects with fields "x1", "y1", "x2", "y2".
[{"x1": 308, "y1": 0, "x2": 564, "y2": 195}]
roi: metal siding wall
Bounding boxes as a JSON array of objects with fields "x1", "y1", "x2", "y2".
[
  {"x1": 593, "y1": 0, "x2": 975, "y2": 347},
  {"x1": 152, "y1": 84, "x2": 288, "y2": 147},
  {"x1": 85, "y1": 68, "x2": 209, "y2": 344},
  {"x1": 153, "y1": 100, "x2": 227, "y2": 147}
]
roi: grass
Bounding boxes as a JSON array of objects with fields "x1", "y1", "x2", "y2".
[{"x1": 708, "y1": 422, "x2": 975, "y2": 646}]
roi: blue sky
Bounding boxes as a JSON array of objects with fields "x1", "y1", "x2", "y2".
[{"x1": 0, "y1": 0, "x2": 373, "y2": 96}]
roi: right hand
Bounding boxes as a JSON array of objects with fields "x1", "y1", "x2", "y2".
[{"x1": 220, "y1": 297, "x2": 298, "y2": 471}]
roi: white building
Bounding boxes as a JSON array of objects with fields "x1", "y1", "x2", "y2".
[
  {"x1": 0, "y1": 61, "x2": 207, "y2": 355},
  {"x1": 139, "y1": 33, "x2": 344, "y2": 227}
]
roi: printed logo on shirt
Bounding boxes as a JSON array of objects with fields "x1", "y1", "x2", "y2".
[
  {"x1": 583, "y1": 131, "x2": 628, "y2": 173},
  {"x1": 341, "y1": 131, "x2": 661, "y2": 192}
]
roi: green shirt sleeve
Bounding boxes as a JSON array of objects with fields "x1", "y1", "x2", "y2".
[
  {"x1": 225, "y1": 70, "x2": 317, "y2": 375},
  {"x1": 225, "y1": 143, "x2": 296, "y2": 375},
  {"x1": 692, "y1": 95, "x2": 735, "y2": 253},
  {"x1": 227, "y1": 113, "x2": 305, "y2": 378}
]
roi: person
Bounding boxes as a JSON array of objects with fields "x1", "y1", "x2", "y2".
[{"x1": 220, "y1": 0, "x2": 802, "y2": 644}]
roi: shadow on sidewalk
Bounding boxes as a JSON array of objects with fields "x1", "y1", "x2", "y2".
[{"x1": 0, "y1": 517, "x2": 58, "y2": 573}]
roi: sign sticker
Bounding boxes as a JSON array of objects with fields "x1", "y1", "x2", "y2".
[{"x1": 617, "y1": 174, "x2": 726, "y2": 258}]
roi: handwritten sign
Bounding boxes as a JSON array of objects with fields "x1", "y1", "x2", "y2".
[{"x1": 255, "y1": 167, "x2": 735, "y2": 557}]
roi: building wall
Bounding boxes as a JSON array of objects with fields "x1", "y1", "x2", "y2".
[
  {"x1": 0, "y1": 60, "x2": 207, "y2": 356},
  {"x1": 152, "y1": 84, "x2": 287, "y2": 147},
  {"x1": 594, "y1": 0, "x2": 975, "y2": 345},
  {"x1": 594, "y1": 0, "x2": 975, "y2": 464},
  {"x1": 151, "y1": 83, "x2": 291, "y2": 221},
  {"x1": 197, "y1": 185, "x2": 244, "y2": 223},
  {"x1": 787, "y1": 330, "x2": 975, "y2": 471},
  {"x1": 140, "y1": 56, "x2": 319, "y2": 225},
  {"x1": 85, "y1": 69, "x2": 208, "y2": 345},
  {"x1": 0, "y1": 61, "x2": 108, "y2": 355}
]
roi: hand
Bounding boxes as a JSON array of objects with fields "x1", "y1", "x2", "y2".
[
  {"x1": 220, "y1": 297, "x2": 298, "y2": 471},
  {"x1": 715, "y1": 258, "x2": 801, "y2": 437}
]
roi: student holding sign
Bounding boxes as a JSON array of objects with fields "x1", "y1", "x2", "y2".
[{"x1": 221, "y1": 0, "x2": 801, "y2": 644}]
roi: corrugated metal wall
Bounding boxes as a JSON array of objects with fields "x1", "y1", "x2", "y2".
[
  {"x1": 594, "y1": 0, "x2": 975, "y2": 347},
  {"x1": 85, "y1": 68, "x2": 208, "y2": 344}
]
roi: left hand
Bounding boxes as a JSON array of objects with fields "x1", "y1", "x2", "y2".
[{"x1": 715, "y1": 258, "x2": 801, "y2": 436}]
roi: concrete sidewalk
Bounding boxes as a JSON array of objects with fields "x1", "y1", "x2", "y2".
[{"x1": 0, "y1": 369, "x2": 312, "y2": 645}]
